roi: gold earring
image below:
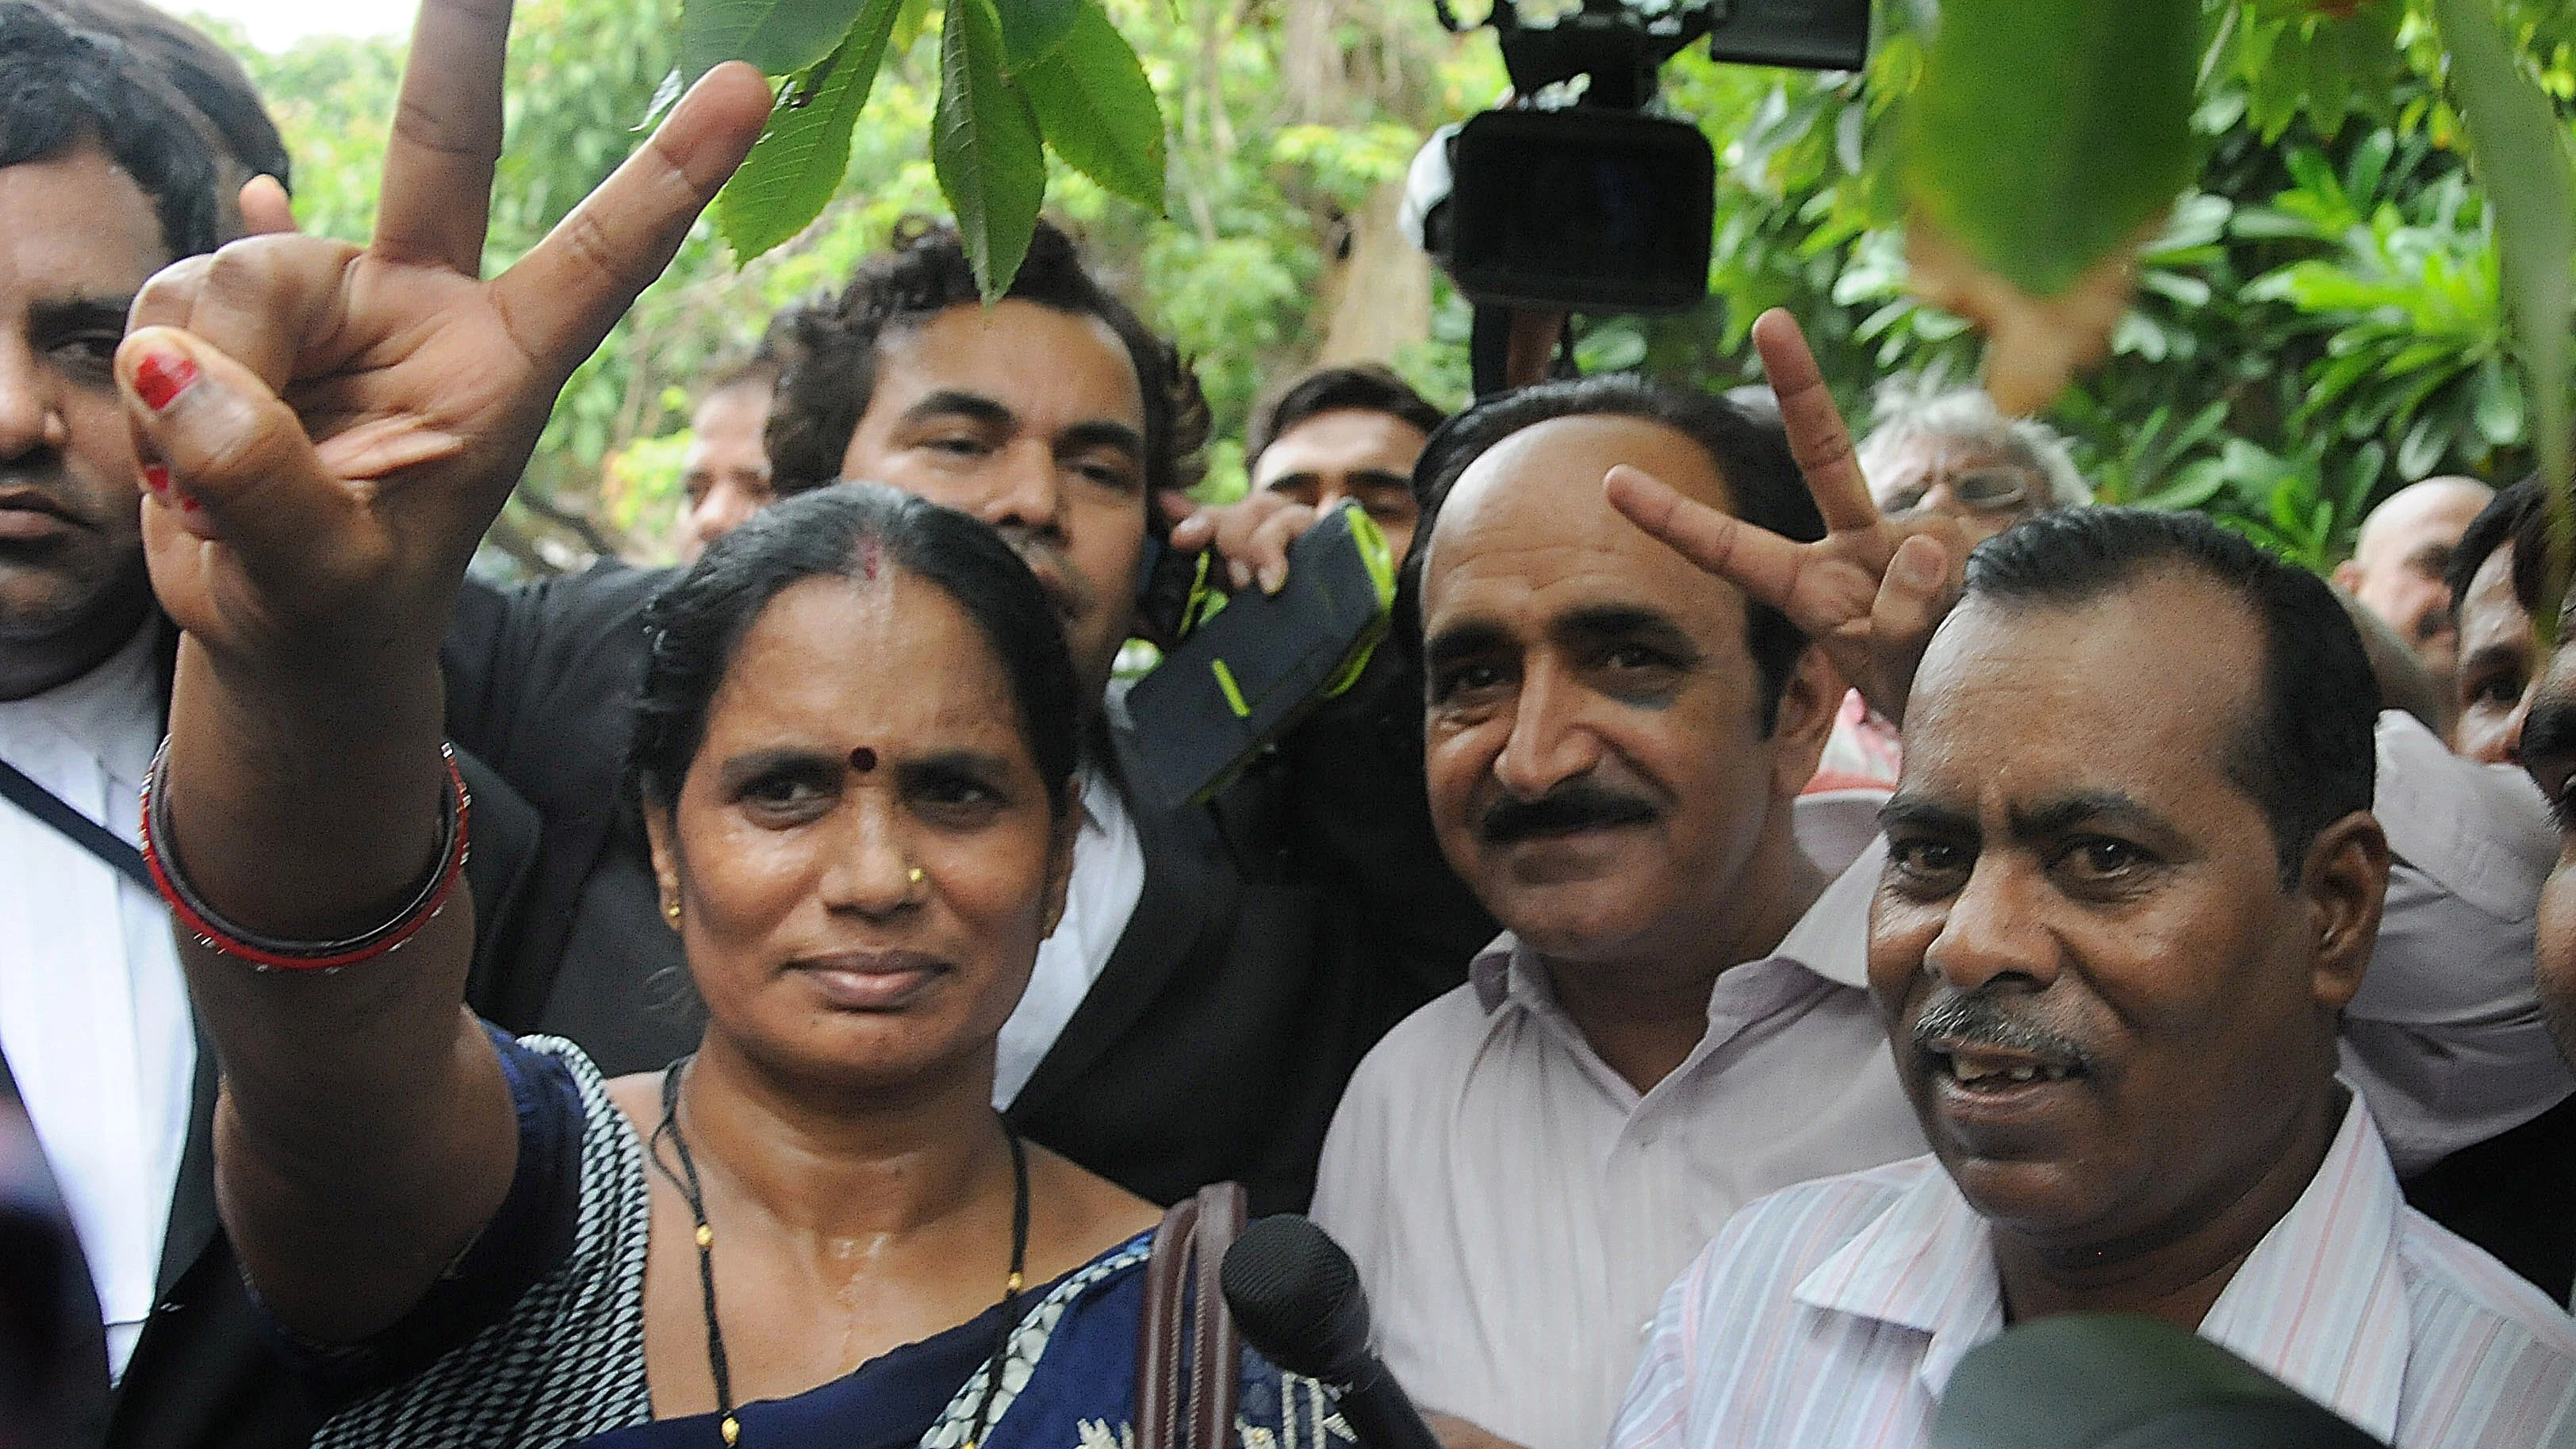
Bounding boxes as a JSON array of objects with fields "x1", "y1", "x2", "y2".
[{"x1": 664, "y1": 899, "x2": 681, "y2": 925}]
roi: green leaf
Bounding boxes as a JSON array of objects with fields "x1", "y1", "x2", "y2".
[
  {"x1": 1903, "y1": 0, "x2": 2202, "y2": 297},
  {"x1": 2432, "y1": 0, "x2": 2574, "y2": 625},
  {"x1": 715, "y1": 0, "x2": 906, "y2": 259},
  {"x1": 1020, "y1": 2, "x2": 1166, "y2": 211},
  {"x1": 680, "y1": 0, "x2": 864, "y2": 82},
  {"x1": 935, "y1": 0, "x2": 1047, "y2": 300},
  {"x1": 2473, "y1": 355, "x2": 2527, "y2": 444},
  {"x1": 994, "y1": 0, "x2": 1086, "y2": 70}
]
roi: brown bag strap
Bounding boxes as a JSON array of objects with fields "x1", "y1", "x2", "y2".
[
  {"x1": 1188, "y1": 1183, "x2": 1248, "y2": 1449},
  {"x1": 1136, "y1": 1183, "x2": 1248, "y2": 1449}
]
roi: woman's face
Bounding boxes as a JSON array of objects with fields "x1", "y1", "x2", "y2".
[{"x1": 644, "y1": 569, "x2": 1075, "y2": 1092}]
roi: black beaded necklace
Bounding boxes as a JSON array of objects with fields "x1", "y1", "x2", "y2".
[{"x1": 650, "y1": 1060, "x2": 1032, "y2": 1448}]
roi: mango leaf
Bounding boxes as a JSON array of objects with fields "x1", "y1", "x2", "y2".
[
  {"x1": 680, "y1": 0, "x2": 864, "y2": 84},
  {"x1": 936, "y1": 0, "x2": 1047, "y2": 299},
  {"x1": 1021, "y1": 2, "x2": 1166, "y2": 211},
  {"x1": 2431, "y1": 0, "x2": 2575, "y2": 628},
  {"x1": 1902, "y1": 0, "x2": 2202, "y2": 298},
  {"x1": 716, "y1": 0, "x2": 906, "y2": 259},
  {"x1": 994, "y1": 0, "x2": 1086, "y2": 71}
]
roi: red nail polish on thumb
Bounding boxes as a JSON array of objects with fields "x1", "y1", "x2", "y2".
[{"x1": 134, "y1": 351, "x2": 198, "y2": 412}]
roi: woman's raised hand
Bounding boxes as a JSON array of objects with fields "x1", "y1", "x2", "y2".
[
  {"x1": 113, "y1": 1, "x2": 771, "y2": 674},
  {"x1": 1604, "y1": 309, "x2": 1968, "y2": 725}
]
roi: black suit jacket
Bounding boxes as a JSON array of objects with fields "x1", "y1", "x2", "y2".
[
  {"x1": 1004, "y1": 676, "x2": 1492, "y2": 1213},
  {"x1": 439, "y1": 564, "x2": 1493, "y2": 1212},
  {"x1": 17, "y1": 627, "x2": 549, "y2": 1449}
]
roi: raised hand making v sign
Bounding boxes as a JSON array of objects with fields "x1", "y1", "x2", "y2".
[
  {"x1": 91, "y1": 17, "x2": 1366, "y2": 1449},
  {"x1": 1604, "y1": 309, "x2": 1972, "y2": 727},
  {"x1": 108, "y1": 0, "x2": 770, "y2": 1350}
]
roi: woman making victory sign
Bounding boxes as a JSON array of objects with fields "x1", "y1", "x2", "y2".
[{"x1": 112, "y1": 11, "x2": 1342, "y2": 1447}]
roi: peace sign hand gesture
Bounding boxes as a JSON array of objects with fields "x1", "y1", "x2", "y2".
[
  {"x1": 113, "y1": 4, "x2": 771, "y2": 677},
  {"x1": 105, "y1": 11, "x2": 772, "y2": 1340},
  {"x1": 1604, "y1": 309, "x2": 1969, "y2": 726}
]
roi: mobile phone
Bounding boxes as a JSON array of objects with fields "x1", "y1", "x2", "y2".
[{"x1": 1121, "y1": 500, "x2": 1397, "y2": 813}]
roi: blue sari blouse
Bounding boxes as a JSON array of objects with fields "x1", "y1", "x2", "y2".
[{"x1": 272, "y1": 1032, "x2": 1354, "y2": 1449}]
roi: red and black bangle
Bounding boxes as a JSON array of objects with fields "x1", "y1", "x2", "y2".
[{"x1": 137, "y1": 739, "x2": 473, "y2": 972}]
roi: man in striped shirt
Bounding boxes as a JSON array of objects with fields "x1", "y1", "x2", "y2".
[{"x1": 1607, "y1": 508, "x2": 2576, "y2": 1448}]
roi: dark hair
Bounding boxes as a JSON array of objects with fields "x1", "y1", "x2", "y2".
[
  {"x1": 631, "y1": 483, "x2": 1081, "y2": 820},
  {"x1": 767, "y1": 217, "x2": 1212, "y2": 515},
  {"x1": 0, "y1": 2, "x2": 219, "y2": 259},
  {"x1": 1965, "y1": 508, "x2": 2378, "y2": 886},
  {"x1": 1406, "y1": 374, "x2": 1826, "y2": 731},
  {"x1": 1248, "y1": 364, "x2": 1448, "y2": 493},
  {"x1": 31, "y1": 0, "x2": 289, "y2": 196},
  {"x1": 2445, "y1": 476, "x2": 2552, "y2": 620}
]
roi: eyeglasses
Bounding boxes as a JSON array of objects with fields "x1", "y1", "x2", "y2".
[{"x1": 1879, "y1": 466, "x2": 2037, "y2": 518}]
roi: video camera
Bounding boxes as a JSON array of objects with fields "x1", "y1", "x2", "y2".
[{"x1": 1419, "y1": 0, "x2": 1872, "y2": 316}]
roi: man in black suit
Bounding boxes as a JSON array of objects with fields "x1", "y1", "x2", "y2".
[
  {"x1": 0, "y1": 11, "x2": 555, "y2": 1446},
  {"x1": 447, "y1": 217, "x2": 1494, "y2": 1211}
]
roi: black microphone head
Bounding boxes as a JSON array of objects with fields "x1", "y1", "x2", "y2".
[
  {"x1": 1933, "y1": 1314, "x2": 2389, "y2": 1449},
  {"x1": 1219, "y1": 1215, "x2": 1374, "y2": 1383}
]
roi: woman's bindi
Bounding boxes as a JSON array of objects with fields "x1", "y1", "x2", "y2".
[{"x1": 849, "y1": 746, "x2": 879, "y2": 773}]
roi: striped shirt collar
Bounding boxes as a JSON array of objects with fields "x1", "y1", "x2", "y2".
[{"x1": 1788, "y1": 1090, "x2": 2409, "y2": 1440}]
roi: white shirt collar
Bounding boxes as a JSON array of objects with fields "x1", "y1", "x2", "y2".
[
  {"x1": 0, "y1": 621, "x2": 192, "y2": 1381},
  {"x1": 1467, "y1": 838, "x2": 1881, "y2": 1017},
  {"x1": 4, "y1": 623, "x2": 163, "y2": 785},
  {"x1": 988, "y1": 758, "x2": 1147, "y2": 1109},
  {"x1": 1788, "y1": 1089, "x2": 2411, "y2": 1441}
]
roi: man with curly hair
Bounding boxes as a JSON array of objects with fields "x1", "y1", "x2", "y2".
[{"x1": 454, "y1": 217, "x2": 1491, "y2": 1212}]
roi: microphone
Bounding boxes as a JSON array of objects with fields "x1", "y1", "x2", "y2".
[
  {"x1": 1932, "y1": 1313, "x2": 2390, "y2": 1448},
  {"x1": 1219, "y1": 1215, "x2": 1447, "y2": 1449}
]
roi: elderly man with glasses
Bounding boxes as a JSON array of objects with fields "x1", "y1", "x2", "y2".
[{"x1": 1805, "y1": 383, "x2": 2089, "y2": 794}]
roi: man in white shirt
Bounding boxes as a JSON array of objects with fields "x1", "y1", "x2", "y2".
[
  {"x1": 0, "y1": 13, "x2": 553, "y2": 1447},
  {"x1": 1309, "y1": 371, "x2": 1902, "y2": 1449},
  {"x1": 1311, "y1": 317, "x2": 2574, "y2": 1449},
  {"x1": 0, "y1": 6, "x2": 222, "y2": 1394},
  {"x1": 1610, "y1": 504, "x2": 2574, "y2": 1449}
]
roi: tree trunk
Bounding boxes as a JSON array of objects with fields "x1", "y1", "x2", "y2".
[{"x1": 1313, "y1": 178, "x2": 1432, "y2": 366}]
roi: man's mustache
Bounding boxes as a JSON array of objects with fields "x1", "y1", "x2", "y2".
[
  {"x1": 1909, "y1": 987, "x2": 2094, "y2": 1074},
  {"x1": 1478, "y1": 782, "x2": 1658, "y2": 844}
]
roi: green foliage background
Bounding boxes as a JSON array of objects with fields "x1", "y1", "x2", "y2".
[{"x1": 206, "y1": 0, "x2": 2576, "y2": 575}]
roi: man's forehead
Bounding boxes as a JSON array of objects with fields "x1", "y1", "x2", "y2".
[
  {"x1": 1252, "y1": 408, "x2": 1425, "y2": 485},
  {"x1": 2356, "y1": 482, "x2": 2488, "y2": 566},
  {"x1": 867, "y1": 298, "x2": 1144, "y2": 427},
  {"x1": 0, "y1": 151, "x2": 171, "y2": 300},
  {"x1": 1421, "y1": 416, "x2": 1746, "y2": 642},
  {"x1": 1907, "y1": 579, "x2": 2264, "y2": 788},
  {"x1": 2457, "y1": 545, "x2": 2531, "y2": 646},
  {"x1": 1429, "y1": 416, "x2": 1731, "y2": 553},
  {"x1": 1884, "y1": 430, "x2": 2013, "y2": 471}
]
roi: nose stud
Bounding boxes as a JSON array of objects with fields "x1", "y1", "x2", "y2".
[{"x1": 908, "y1": 867, "x2": 925, "y2": 886}]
